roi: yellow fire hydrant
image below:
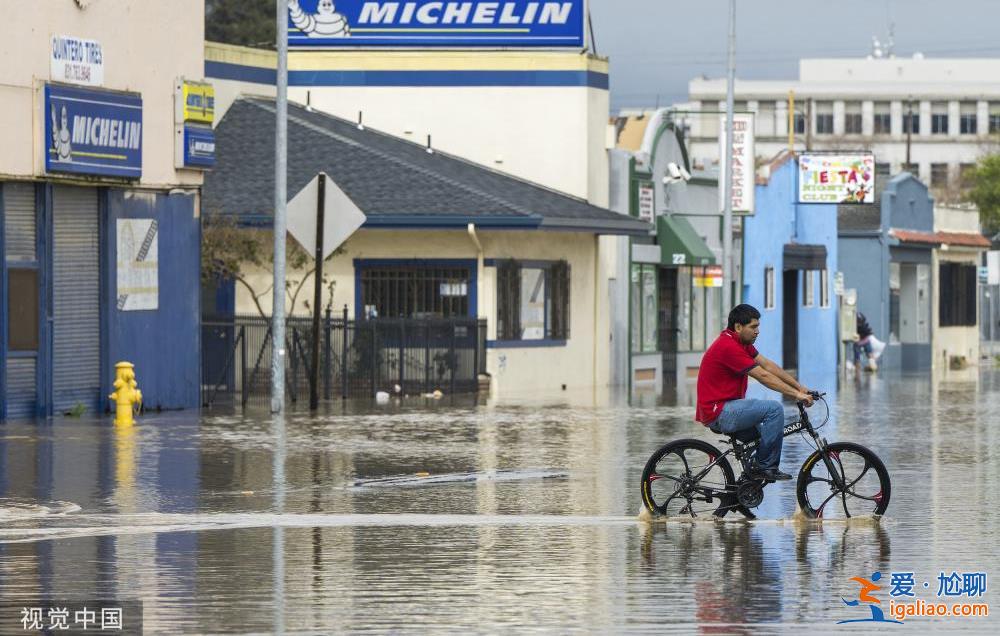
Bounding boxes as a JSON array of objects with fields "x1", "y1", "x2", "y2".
[{"x1": 109, "y1": 361, "x2": 142, "y2": 426}]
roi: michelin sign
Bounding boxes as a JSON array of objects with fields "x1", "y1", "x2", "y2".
[
  {"x1": 45, "y1": 83, "x2": 142, "y2": 178},
  {"x1": 287, "y1": 0, "x2": 585, "y2": 47}
]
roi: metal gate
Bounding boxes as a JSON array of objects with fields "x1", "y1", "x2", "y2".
[
  {"x1": 3, "y1": 182, "x2": 38, "y2": 418},
  {"x1": 52, "y1": 186, "x2": 100, "y2": 413}
]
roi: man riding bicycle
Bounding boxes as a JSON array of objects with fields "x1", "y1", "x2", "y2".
[{"x1": 696, "y1": 304, "x2": 814, "y2": 482}]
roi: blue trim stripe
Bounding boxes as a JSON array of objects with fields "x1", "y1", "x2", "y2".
[{"x1": 206, "y1": 61, "x2": 608, "y2": 89}]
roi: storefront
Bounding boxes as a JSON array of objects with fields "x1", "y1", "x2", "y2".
[{"x1": 1, "y1": 6, "x2": 206, "y2": 419}]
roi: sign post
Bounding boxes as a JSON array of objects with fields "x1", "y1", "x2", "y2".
[
  {"x1": 310, "y1": 174, "x2": 327, "y2": 410},
  {"x1": 287, "y1": 173, "x2": 368, "y2": 408}
]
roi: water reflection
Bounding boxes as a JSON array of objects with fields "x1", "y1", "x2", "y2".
[{"x1": 0, "y1": 370, "x2": 996, "y2": 632}]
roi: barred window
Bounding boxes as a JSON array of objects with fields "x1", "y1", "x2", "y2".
[
  {"x1": 360, "y1": 265, "x2": 470, "y2": 318},
  {"x1": 939, "y1": 262, "x2": 977, "y2": 327},
  {"x1": 497, "y1": 260, "x2": 570, "y2": 341}
]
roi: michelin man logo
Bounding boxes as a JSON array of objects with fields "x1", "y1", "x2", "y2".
[
  {"x1": 51, "y1": 104, "x2": 72, "y2": 162},
  {"x1": 289, "y1": 0, "x2": 350, "y2": 38}
]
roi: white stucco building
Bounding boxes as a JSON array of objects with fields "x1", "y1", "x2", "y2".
[{"x1": 678, "y1": 56, "x2": 1000, "y2": 197}]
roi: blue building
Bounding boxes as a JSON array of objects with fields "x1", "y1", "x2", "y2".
[
  {"x1": 742, "y1": 152, "x2": 839, "y2": 394},
  {"x1": 838, "y1": 173, "x2": 936, "y2": 371}
]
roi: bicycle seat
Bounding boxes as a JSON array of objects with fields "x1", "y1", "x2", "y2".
[{"x1": 709, "y1": 425, "x2": 760, "y2": 445}]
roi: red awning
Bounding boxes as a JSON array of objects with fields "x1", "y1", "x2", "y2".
[{"x1": 889, "y1": 228, "x2": 990, "y2": 248}]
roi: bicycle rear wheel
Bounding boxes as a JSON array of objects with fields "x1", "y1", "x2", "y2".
[
  {"x1": 640, "y1": 439, "x2": 737, "y2": 518},
  {"x1": 796, "y1": 442, "x2": 890, "y2": 519}
]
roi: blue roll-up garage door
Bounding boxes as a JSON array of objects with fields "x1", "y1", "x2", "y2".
[{"x1": 52, "y1": 185, "x2": 100, "y2": 413}]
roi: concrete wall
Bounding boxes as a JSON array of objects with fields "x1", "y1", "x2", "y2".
[
  {"x1": 838, "y1": 235, "x2": 888, "y2": 342},
  {"x1": 205, "y1": 43, "x2": 610, "y2": 205},
  {"x1": 0, "y1": 1, "x2": 205, "y2": 188},
  {"x1": 933, "y1": 249, "x2": 981, "y2": 370},
  {"x1": 234, "y1": 229, "x2": 607, "y2": 397},
  {"x1": 744, "y1": 157, "x2": 839, "y2": 396},
  {"x1": 886, "y1": 175, "x2": 934, "y2": 232}
]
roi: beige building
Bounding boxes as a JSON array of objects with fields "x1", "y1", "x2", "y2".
[
  {"x1": 204, "y1": 98, "x2": 648, "y2": 398},
  {"x1": 931, "y1": 204, "x2": 990, "y2": 369},
  {"x1": 1, "y1": 1, "x2": 208, "y2": 418}
]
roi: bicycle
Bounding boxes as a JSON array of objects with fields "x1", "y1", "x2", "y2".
[{"x1": 639, "y1": 392, "x2": 891, "y2": 520}]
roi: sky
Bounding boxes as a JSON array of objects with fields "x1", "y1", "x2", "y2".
[{"x1": 589, "y1": 0, "x2": 1000, "y2": 111}]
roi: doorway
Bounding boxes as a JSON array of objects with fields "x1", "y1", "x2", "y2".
[
  {"x1": 783, "y1": 269, "x2": 798, "y2": 371},
  {"x1": 658, "y1": 268, "x2": 678, "y2": 386}
]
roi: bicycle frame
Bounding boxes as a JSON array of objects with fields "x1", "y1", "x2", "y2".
[{"x1": 684, "y1": 396, "x2": 846, "y2": 499}]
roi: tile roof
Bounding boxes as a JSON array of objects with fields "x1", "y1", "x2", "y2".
[
  {"x1": 203, "y1": 98, "x2": 651, "y2": 235},
  {"x1": 890, "y1": 229, "x2": 991, "y2": 248},
  {"x1": 838, "y1": 204, "x2": 881, "y2": 231}
]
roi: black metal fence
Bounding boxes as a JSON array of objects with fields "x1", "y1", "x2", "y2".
[{"x1": 201, "y1": 310, "x2": 488, "y2": 409}]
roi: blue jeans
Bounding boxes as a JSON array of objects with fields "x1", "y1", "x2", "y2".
[{"x1": 713, "y1": 399, "x2": 785, "y2": 470}]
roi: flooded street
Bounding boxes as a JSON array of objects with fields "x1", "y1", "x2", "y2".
[{"x1": 1, "y1": 371, "x2": 997, "y2": 633}]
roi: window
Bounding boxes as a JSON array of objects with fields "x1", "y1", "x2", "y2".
[
  {"x1": 497, "y1": 260, "x2": 570, "y2": 341},
  {"x1": 7, "y1": 268, "x2": 39, "y2": 351},
  {"x1": 845, "y1": 103, "x2": 863, "y2": 134},
  {"x1": 960, "y1": 163, "x2": 977, "y2": 190},
  {"x1": 931, "y1": 103, "x2": 949, "y2": 134},
  {"x1": 815, "y1": 102, "x2": 834, "y2": 135},
  {"x1": 931, "y1": 163, "x2": 949, "y2": 188},
  {"x1": 361, "y1": 265, "x2": 470, "y2": 319},
  {"x1": 676, "y1": 267, "x2": 691, "y2": 351},
  {"x1": 939, "y1": 262, "x2": 977, "y2": 327},
  {"x1": 990, "y1": 102, "x2": 1000, "y2": 133},
  {"x1": 794, "y1": 112, "x2": 807, "y2": 135},
  {"x1": 691, "y1": 268, "x2": 706, "y2": 352},
  {"x1": 903, "y1": 111, "x2": 919, "y2": 134},
  {"x1": 902, "y1": 163, "x2": 919, "y2": 176},
  {"x1": 820, "y1": 269, "x2": 830, "y2": 308},
  {"x1": 764, "y1": 267, "x2": 775, "y2": 310},
  {"x1": 802, "y1": 270, "x2": 815, "y2": 307},
  {"x1": 873, "y1": 104, "x2": 891, "y2": 134},
  {"x1": 960, "y1": 103, "x2": 977, "y2": 134},
  {"x1": 630, "y1": 264, "x2": 657, "y2": 353},
  {"x1": 875, "y1": 162, "x2": 891, "y2": 181}
]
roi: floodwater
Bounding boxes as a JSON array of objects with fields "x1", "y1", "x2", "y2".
[{"x1": 1, "y1": 370, "x2": 998, "y2": 634}]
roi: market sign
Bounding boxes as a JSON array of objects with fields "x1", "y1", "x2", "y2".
[
  {"x1": 181, "y1": 126, "x2": 216, "y2": 168},
  {"x1": 694, "y1": 265, "x2": 723, "y2": 288},
  {"x1": 51, "y1": 35, "x2": 104, "y2": 87},
  {"x1": 718, "y1": 112, "x2": 755, "y2": 214},
  {"x1": 174, "y1": 79, "x2": 215, "y2": 169},
  {"x1": 637, "y1": 182, "x2": 654, "y2": 223},
  {"x1": 287, "y1": 0, "x2": 585, "y2": 47},
  {"x1": 44, "y1": 83, "x2": 142, "y2": 178},
  {"x1": 177, "y1": 79, "x2": 215, "y2": 125},
  {"x1": 798, "y1": 153, "x2": 875, "y2": 204}
]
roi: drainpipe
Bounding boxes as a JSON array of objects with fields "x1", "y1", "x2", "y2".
[{"x1": 467, "y1": 223, "x2": 484, "y2": 319}]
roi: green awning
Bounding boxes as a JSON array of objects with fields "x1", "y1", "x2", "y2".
[{"x1": 657, "y1": 215, "x2": 716, "y2": 266}]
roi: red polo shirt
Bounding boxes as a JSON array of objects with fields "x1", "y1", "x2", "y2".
[{"x1": 696, "y1": 329, "x2": 759, "y2": 424}]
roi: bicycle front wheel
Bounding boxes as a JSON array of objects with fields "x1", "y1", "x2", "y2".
[
  {"x1": 640, "y1": 439, "x2": 736, "y2": 518},
  {"x1": 796, "y1": 442, "x2": 891, "y2": 519}
]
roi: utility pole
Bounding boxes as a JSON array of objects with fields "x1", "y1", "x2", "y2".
[
  {"x1": 271, "y1": 0, "x2": 289, "y2": 414},
  {"x1": 721, "y1": 0, "x2": 736, "y2": 317}
]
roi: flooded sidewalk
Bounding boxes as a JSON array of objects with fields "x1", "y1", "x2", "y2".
[{"x1": 0, "y1": 371, "x2": 997, "y2": 632}]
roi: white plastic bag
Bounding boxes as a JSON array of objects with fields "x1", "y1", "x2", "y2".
[{"x1": 869, "y1": 335, "x2": 887, "y2": 360}]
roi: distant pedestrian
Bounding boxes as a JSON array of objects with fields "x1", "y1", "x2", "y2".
[{"x1": 854, "y1": 312, "x2": 877, "y2": 372}]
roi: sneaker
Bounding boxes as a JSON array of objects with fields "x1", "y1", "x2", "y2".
[{"x1": 750, "y1": 459, "x2": 793, "y2": 482}]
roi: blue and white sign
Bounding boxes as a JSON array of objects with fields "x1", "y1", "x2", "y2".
[
  {"x1": 182, "y1": 125, "x2": 215, "y2": 168},
  {"x1": 286, "y1": 0, "x2": 585, "y2": 47},
  {"x1": 45, "y1": 84, "x2": 142, "y2": 178}
]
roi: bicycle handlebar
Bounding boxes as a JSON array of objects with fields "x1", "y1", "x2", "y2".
[{"x1": 798, "y1": 390, "x2": 826, "y2": 408}]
